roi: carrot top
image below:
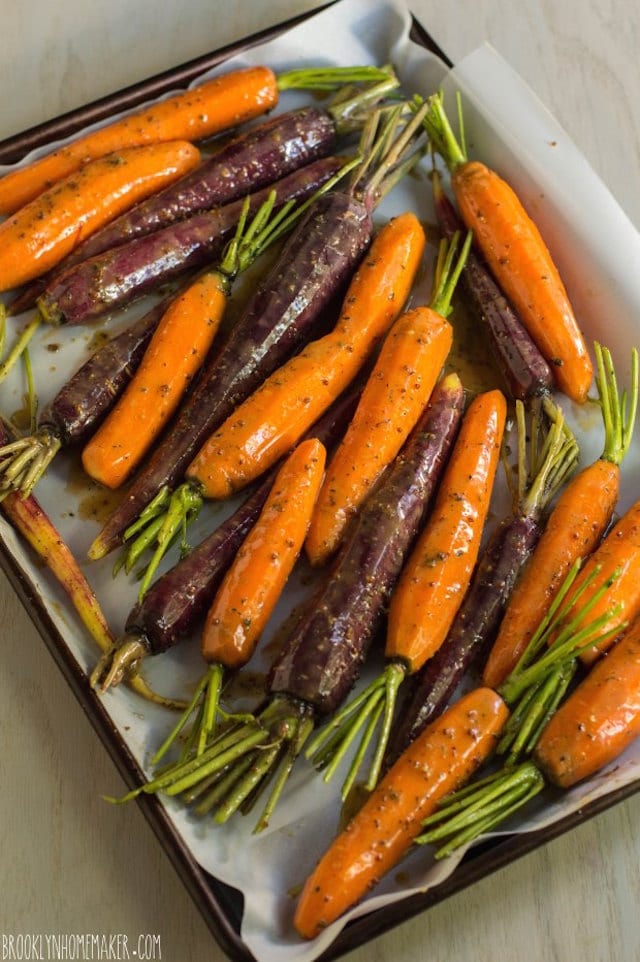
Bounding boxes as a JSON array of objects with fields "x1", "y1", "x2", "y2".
[
  {"x1": 418, "y1": 90, "x2": 468, "y2": 172},
  {"x1": 594, "y1": 341, "x2": 638, "y2": 465}
]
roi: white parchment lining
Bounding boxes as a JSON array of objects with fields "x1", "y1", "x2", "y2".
[{"x1": 2, "y1": 1, "x2": 640, "y2": 960}]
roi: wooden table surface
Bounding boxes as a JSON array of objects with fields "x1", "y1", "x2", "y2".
[{"x1": 1, "y1": 2, "x2": 639, "y2": 961}]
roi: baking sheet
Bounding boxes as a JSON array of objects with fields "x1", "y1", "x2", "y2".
[{"x1": 2, "y1": 0, "x2": 640, "y2": 960}]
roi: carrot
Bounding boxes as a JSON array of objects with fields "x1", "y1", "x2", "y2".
[
  {"x1": 534, "y1": 615, "x2": 640, "y2": 787},
  {"x1": 0, "y1": 64, "x2": 392, "y2": 216},
  {"x1": 483, "y1": 343, "x2": 639, "y2": 688},
  {"x1": 0, "y1": 141, "x2": 200, "y2": 291},
  {"x1": 423, "y1": 91, "x2": 593, "y2": 404},
  {"x1": 550, "y1": 498, "x2": 640, "y2": 666},
  {"x1": 185, "y1": 210, "x2": 426, "y2": 501},
  {"x1": 79, "y1": 179, "x2": 341, "y2": 490},
  {"x1": 152, "y1": 439, "x2": 326, "y2": 760},
  {"x1": 0, "y1": 436, "x2": 182, "y2": 712},
  {"x1": 304, "y1": 232, "x2": 470, "y2": 567},
  {"x1": 386, "y1": 388, "x2": 507, "y2": 671},
  {"x1": 201, "y1": 438, "x2": 325, "y2": 669},
  {"x1": 293, "y1": 686, "x2": 509, "y2": 939},
  {"x1": 306, "y1": 387, "x2": 506, "y2": 794}
]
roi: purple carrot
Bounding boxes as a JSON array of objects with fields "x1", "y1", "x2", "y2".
[
  {"x1": 88, "y1": 103, "x2": 429, "y2": 564},
  {"x1": 37, "y1": 155, "x2": 343, "y2": 326},
  {"x1": 7, "y1": 105, "x2": 351, "y2": 316},
  {"x1": 0, "y1": 297, "x2": 174, "y2": 498},
  {"x1": 433, "y1": 169, "x2": 554, "y2": 400},
  {"x1": 150, "y1": 373, "x2": 464, "y2": 831},
  {"x1": 385, "y1": 397, "x2": 579, "y2": 765},
  {"x1": 90, "y1": 380, "x2": 363, "y2": 691}
]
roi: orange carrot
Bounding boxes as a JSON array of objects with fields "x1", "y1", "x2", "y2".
[
  {"x1": 306, "y1": 387, "x2": 506, "y2": 796},
  {"x1": 294, "y1": 686, "x2": 508, "y2": 939},
  {"x1": 305, "y1": 240, "x2": 461, "y2": 566},
  {"x1": 78, "y1": 182, "x2": 319, "y2": 490},
  {"x1": 149, "y1": 439, "x2": 326, "y2": 761},
  {"x1": 386, "y1": 388, "x2": 507, "y2": 672},
  {"x1": 424, "y1": 91, "x2": 593, "y2": 404},
  {"x1": 483, "y1": 343, "x2": 639, "y2": 688},
  {"x1": 201, "y1": 438, "x2": 325, "y2": 669},
  {"x1": 186, "y1": 210, "x2": 426, "y2": 500},
  {"x1": 0, "y1": 66, "x2": 277, "y2": 215},
  {"x1": 0, "y1": 141, "x2": 201, "y2": 291},
  {"x1": 534, "y1": 615, "x2": 640, "y2": 788},
  {"x1": 80, "y1": 270, "x2": 225, "y2": 488}
]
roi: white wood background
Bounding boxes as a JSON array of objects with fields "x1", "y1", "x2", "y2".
[{"x1": 1, "y1": 2, "x2": 639, "y2": 960}]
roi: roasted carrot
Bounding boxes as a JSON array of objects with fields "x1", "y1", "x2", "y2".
[
  {"x1": 80, "y1": 180, "x2": 340, "y2": 490},
  {"x1": 185, "y1": 210, "x2": 426, "y2": 501},
  {"x1": 386, "y1": 395, "x2": 579, "y2": 764},
  {"x1": 0, "y1": 141, "x2": 200, "y2": 292},
  {"x1": 534, "y1": 614, "x2": 640, "y2": 787},
  {"x1": 201, "y1": 437, "x2": 325, "y2": 670},
  {"x1": 152, "y1": 438, "x2": 326, "y2": 760},
  {"x1": 0, "y1": 422, "x2": 181, "y2": 711},
  {"x1": 306, "y1": 387, "x2": 506, "y2": 793},
  {"x1": 483, "y1": 343, "x2": 639, "y2": 688},
  {"x1": 294, "y1": 686, "x2": 508, "y2": 939},
  {"x1": 305, "y1": 232, "x2": 469, "y2": 567},
  {"x1": 386, "y1": 388, "x2": 506, "y2": 671},
  {"x1": 423, "y1": 91, "x2": 593, "y2": 404}
]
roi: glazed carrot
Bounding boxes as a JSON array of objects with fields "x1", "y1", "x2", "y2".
[
  {"x1": 201, "y1": 438, "x2": 325, "y2": 669},
  {"x1": 386, "y1": 388, "x2": 506, "y2": 671},
  {"x1": 294, "y1": 686, "x2": 508, "y2": 939},
  {"x1": 424, "y1": 91, "x2": 593, "y2": 404},
  {"x1": 79, "y1": 182, "x2": 335, "y2": 490},
  {"x1": 80, "y1": 271, "x2": 225, "y2": 488},
  {"x1": 483, "y1": 343, "x2": 639, "y2": 688},
  {"x1": 139, "y1": 439, "x2": 326, "y2": 761},
  {"x1": 305, "y1": 233, "x2": 469, "y2": 566},
  {"x1": 306, "y1": 387, "x2": 506, "y2": 794},
  {"x1": 0, "y1": 64, "x2": 391, "y2": 215},
  {"x1": 0, "y1": 141, "x2": 200, "y2": 291},
  {"x1": 185, "y1": 211, "x2": 426, "y2": 501},
  {"x1": 534, "y1": 615, "x2": 640, "y2": 787}
]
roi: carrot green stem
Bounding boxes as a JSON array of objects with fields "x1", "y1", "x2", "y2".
[
  {"x1": 276, "y1": 65, "x2": 395, "y2": 91},
  {"x1": 133, "y1": 481, "x2": 203, "y2": 599},
  {"x1": 416, "y1": 89, "x2": 468, "y2": 171},
  {"x1": 415, "y1": 762, "x2": 545, "y2": 858},
  {"x1": 430, "y1": 230, "x2": 473, "y2": 318},
  {"x1": 0, "y1": 314, "x2": 41, "y2": 386},
  {"x1": 305, "y1": 661, "x2": 406, "y2": 797},
  {"x1": 595, "y1": 341, "x2": 639, "y2": 465}
]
